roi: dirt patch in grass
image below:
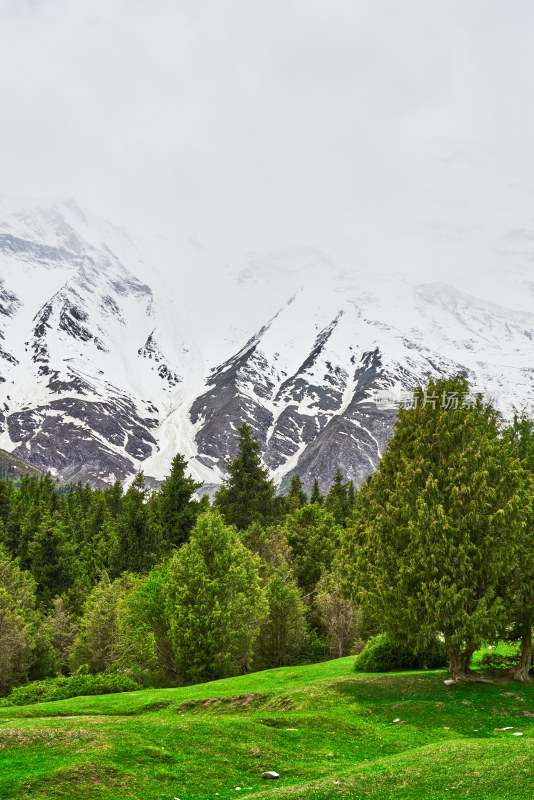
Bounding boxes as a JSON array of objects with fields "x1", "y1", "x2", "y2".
[
  {"x1": 130, "y1": 700, "x2": 173, "y2": 714},
  {"x1": 175, "y1": 692, "x2": 269, "y2": 713},
  {"x1": 0, "y1": 728, "x2": 97, "y2": 749}
]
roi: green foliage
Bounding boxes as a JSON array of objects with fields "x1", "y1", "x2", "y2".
[
  {"x1": 0, "y1": 672, "x2": 141, "y2": 706},
  {"x1": 255, "y1": 565, "x2": 309, "y2": 668},
  {"x1": 310, "y1": 477, "x2": 324, "y2": 506},
  {"x1": 342, "y1": 375, "x2": 532, "y2": 679},
  {"x1": 71, "y1": 573, "x2": 138, "y2": 673},
  {"x1": 283, "y1": 504, "x2": 341, "y2": 596},
  {"x1": 41, "y1": 597, "x2": 79, "y2": 675},
  {"x1": 119, "y1": 565, "x2": 177, "y2": 681},
  {"x1": 110, "y1": 473, "x2": 161, "y2": 576},
  {"x1": 500, "y1": 414, "x2": 534, "y2": 678},
  {"x1": 316, "y1": 571, "x2": 361, "y2": 658},
  {"x1": 0, "y1": 587, "x2": 31, "y2": 694},
  {"x1": 325, "y1": 468, "x2": 352, "y2": 525},
  {"x1": 354, "y1": 633, "x2": 448, "y2": 673},
  {"x1": 157, "y1": 454, "x2": 202, "y2": 549},
  {"x1": 287, "y1": 474, "x2": 308, "y2": 510},
  {"x1": 28, "y1": 510, "x2": 78, "y2": 606},
  {"x1": 215, "y1": 424, "x2": 276, "y2": 529},
  {"x1": 166, "y1": 510, "x2": 267, "y2": 682}
]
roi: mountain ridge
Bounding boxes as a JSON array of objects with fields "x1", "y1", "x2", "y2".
[{"x1": 0, "y1": 198, "x2": 532, "y2": 492}]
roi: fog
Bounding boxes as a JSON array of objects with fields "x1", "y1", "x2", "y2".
[{"x1": 1, "y1": 0, "x2": 533, "y2": 305}]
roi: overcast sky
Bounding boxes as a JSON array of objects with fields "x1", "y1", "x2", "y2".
[{"x1": 1, "y1": 0, "x2": 534, "y2": 293}]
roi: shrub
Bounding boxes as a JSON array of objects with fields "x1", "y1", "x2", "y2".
[
  {"x1": 479, "y1": 649, "x2": 525, "y2": 672},
  {"x1": 354, "y1": 633, "x2": 447, "y2": 673},
  {"x1": 0, "y1": 672, "x2": 141, "y2": 706}
]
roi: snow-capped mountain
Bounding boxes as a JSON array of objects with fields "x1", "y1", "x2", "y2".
[{"x1": 0, "y1": 198, "x2": 533, "y2": 492}]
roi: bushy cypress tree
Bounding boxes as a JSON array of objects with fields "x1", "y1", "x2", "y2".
[
  {"x1": 341, "y1": 375, "x2": 531, "y2": 680},
  {"x1": 166, "y1": 510, "x2": 267, "y2": 682},
  {"x1": 215, "y1": 424, "x2": 276, "y2": 530},
  {"x1": 502, "y1": 415, "x2": 534, "y2": 680}
]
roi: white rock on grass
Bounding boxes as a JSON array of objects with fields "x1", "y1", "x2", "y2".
[
  {"x1": 262, "y1": 771, "x2": 280, "y2": 780},
  {"x1": 443, "y1": 679, "x2": 456, "y2": 686}
]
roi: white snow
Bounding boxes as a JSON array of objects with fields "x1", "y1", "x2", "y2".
[{"x1": 1, "y1": 197, "x2": 534, "y2": 488}]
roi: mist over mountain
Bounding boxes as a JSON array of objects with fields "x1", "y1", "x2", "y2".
[{"x1": 0, "y1": 197, "x2": 532, "y2": 493}]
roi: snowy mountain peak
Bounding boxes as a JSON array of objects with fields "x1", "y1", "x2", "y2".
[{"x1": 0, "y1": 198, "x2": 533, "y2": 491}]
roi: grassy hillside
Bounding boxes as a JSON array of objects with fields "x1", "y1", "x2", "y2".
[{"x1": 1, "y1": 657, "x2": 533, "y2": 799}]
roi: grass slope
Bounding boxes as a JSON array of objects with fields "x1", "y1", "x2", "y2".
[{"x1": 1, "y1": 657, "x2": 533, "y2": 799}]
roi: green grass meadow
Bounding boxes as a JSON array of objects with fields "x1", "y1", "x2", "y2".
[{"x1": 1, "y1": 656, "x2": 534, "y2": 800}]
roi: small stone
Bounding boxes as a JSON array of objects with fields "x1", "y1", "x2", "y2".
[
  {"x1": 392, "y1": 718, "x2": 400, "y2": 723},
  {"x1": 443, "y1": 679, "x2": 456, "y2": 686},
  {"x1": 262, "y1": 771, "x2": 280, "y2": 780},
  {"x1": 494, "y1": 727, "x2": 514, "y2": 731},
  {"x1": 512, "y1": 732, "x2": 524, "y2": 736}
]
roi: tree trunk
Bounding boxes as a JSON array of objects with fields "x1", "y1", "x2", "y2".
[
  {"x1": 512, "y1": 621, "x2": 532, "y2": 682},
  {"x1": 447, "y1": 645, "x2": 474, "y2": 681}
]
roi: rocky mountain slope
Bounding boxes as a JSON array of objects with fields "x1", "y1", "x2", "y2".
[{"x1": 0, "y1": 198, "x2": 533, "y2": 492}]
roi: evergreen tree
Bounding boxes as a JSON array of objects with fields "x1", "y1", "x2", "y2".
[
  {"x1": 502, "y1": 415, "x2": 534, "y2": 680},
  {"x1": 43, "y1": 597, "x2": 79, "y2": 675},
  {"x1": 256, "y1": 565, "x2": 309, "y2": 668},
  {"x1": 166, "y1": 510, "x2": 267, "y2": 682},
  {"x1": 83, "y1": 492, "x2": 114, "y2": 581},
  {"x1": 71, "y1": 574, "x2": 137, "y2": 673},
  {"x1": 215, "y1": 424, "x2": 276, "y2": 530},
  {"x1": 119, "y1": 565, "x2": 177, "y2": 681},
  {"x1": 0, "y1": 479, "x2": 12, "y2": 525},
  {"x1": 341, "y1": 375, "x2": 531, "y2": 680},
  {"x1": 325, "y1": 469, "x2": 351, "y2": 525},
  {"x1": 283, "y1": 504, "x2": 341, "y2": 597},
  {"x1": 310, "y1": 478, "x2": 324, "y2": 506},
  {"x1": 158, "y1": 454, "x2": 201, "y2": 549},
  {"x1": 110, "y1": 473, "x2": 161, "y2": 576},
  {"x1": 16, "y1": 504, "x2": 43, "y2": 570},
  {"x1": 104, "y1": 480, "x2": 123, "y2": 518},
  {"x1": 28, "y1": 511, "x2": 77, "y2": 607},
  {"x1": 287, "y1": 475, "x2": 308, "y2": 510}
]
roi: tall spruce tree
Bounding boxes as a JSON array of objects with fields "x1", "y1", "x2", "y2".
[
  {"x1": 158, "y1": 454, "x2": 201, "y2": 549},
  {"x1": 110, "y1": 473, "x2": 161, "y2": 576},
  {"x1": 28, "y1": 510, "x2": 77, "y2": 607},
  {"x1": 287, "y1": 475, "x2": 308, "y2": 510},
  {"x1": 215, "y1": 424, "x2": 276, "y2": 530},
  {"x1": 325, "y1": 468, "x2": 351, "y2": 525},
  {"x1": 341, "y1": 375, "x2": 531, "y2": 680},
  {"x1": 310, "y1": 478, "x2": 324, "y2": 506}
]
